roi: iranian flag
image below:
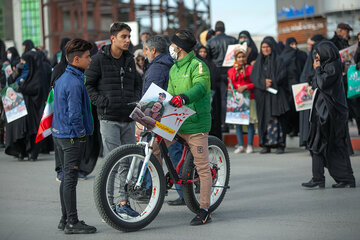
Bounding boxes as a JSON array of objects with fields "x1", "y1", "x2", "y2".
[{"x1": 35, "y1": 89, "x2": 54, "y2": 143}]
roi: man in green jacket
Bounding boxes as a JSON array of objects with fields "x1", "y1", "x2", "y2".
[{"x1": 152, "y1": 30, "x2": 212, "y2": 225}]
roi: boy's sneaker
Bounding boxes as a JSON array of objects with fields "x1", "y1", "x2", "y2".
[
  {"x1": 64, "y1": 220, "x2": 96, "y2": 234},
  {"x1": 78, "y1": 171, "x2": 87, "y2": 180},
  {"x1": 190, "y1": 209, "x2": 212, "y2": 226},
  {"x1": 116, "y1": 203, "x2": 140, "y2": 218},
  {"x1": 56, "y1": 171, "x2": 63, "y2": 183},
  {"x1": 246, "y1": 145, "x2": 254, "y2": 154},
  {"x1": 58, "y1": 218, "x2": 67, "y2": 231},
  {"x1": 234, "y1": 146, "x2": 245, "y2": 154}
]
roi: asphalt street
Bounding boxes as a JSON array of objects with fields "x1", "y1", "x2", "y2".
[{"x1": 0, "y1": 145, "x2": 359, "y2": 240}]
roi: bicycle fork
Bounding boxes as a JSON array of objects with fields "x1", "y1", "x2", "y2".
[{"x1": 125, "y1": 135, "x2": 156, "y2": 190}]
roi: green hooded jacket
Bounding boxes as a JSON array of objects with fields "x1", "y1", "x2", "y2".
[{"x1": 167, "y1": 51, "x2": 211, "y2": 133}]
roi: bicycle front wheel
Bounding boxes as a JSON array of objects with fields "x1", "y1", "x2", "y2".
[
  {"x1": 93, "y1": 144, "x2": 165, "y2": 232},
  {"x1": 182, "y1": 135, "x2": 230, "y2": 213}
]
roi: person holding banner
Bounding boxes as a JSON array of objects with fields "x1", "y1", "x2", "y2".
[
  {"x1": 228, "y1": 47, "x2": 256, "y2": 154},
  {"x1": 152, "y1": 30, "x2": 213, "y2": 225},
  {"x1": 5, "y1": 50, "x2": 50, "y2": 161},
  {"x1": 302, "y1": 41, "x2": 355, "y2": 189},
  {"x1": 250, "y1": 37, "x2": 289, "y2": 154}
]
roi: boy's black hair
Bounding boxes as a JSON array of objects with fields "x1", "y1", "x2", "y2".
[
  {"x1": 65, "y1": 38, "x2": 93, "y2": 63},
  {"x1": 110, "y1": 22, "x2": 132, "y2": 37}
]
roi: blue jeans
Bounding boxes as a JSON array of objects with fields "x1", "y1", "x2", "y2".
[
  {"x1": 168, "y1": 142, "x2": 184, "y2": 199},
  {"x1": 142, "y1": 139, "x2": 183, "y2": 199},
  {"x1": 236, "y1": 124, "x2": 255, "y2": 146}
]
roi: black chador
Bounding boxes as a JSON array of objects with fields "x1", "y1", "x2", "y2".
[
  {"x1": 298, "y1": 34, "x2": 326, "y2": 147},
  {"x1": 306, "y1": 41, "x2": 355, "y2": 187},
  {"x1": 280, "y1": 37, "x2": 307, "y2": 136},
  {"x1": 250, "y1": 37, "x2": 289, "y2": 151}
]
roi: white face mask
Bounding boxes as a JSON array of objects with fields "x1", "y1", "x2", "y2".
[
  {"x1": 169, "y1": 45, "x2": 178, "y2": 60},
  {"x1": 7, "y1": 53, "x2": 12, "y2": 60}
]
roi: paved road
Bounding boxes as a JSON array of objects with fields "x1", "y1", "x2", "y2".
[{"x1": 0, "y1": 146, "x2": 359, "y2": 240}]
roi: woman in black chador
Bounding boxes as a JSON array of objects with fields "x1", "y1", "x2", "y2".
[
  {"x1": 250, "y1": 36, "x2": 289, "y2": 154},
  {"x1": 298, "y1": 34, "x2": 327, "y2": 147},
  {"x1": 302, "y1": 41, "x2": 355, "y2": 188}
]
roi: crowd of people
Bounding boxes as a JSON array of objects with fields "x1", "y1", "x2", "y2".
[{"x1": 0, "y1": 20, "x2": 359, "y2": 234}]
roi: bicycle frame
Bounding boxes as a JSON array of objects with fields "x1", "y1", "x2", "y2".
[{"x1": 127, "y1": 131, "x2": 208, "y2": 190}]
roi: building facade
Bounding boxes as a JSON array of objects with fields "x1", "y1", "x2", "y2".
[{"x1": 276, "y1": 0, "x2": 360, "y2": 46}]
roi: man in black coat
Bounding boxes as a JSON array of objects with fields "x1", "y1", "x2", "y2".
[
  {"x1": 85, "y1": 22, "x2": 142, "y2": 218},
  {"x1": 206, "y1": 21, "x2": 237, "y2": 132},
  {"x1": 330, "y1": 23, "x2": 352, "y2": 51},
  {"x1": 331, "y1": 23, "x2": 360, "y2": 136}
]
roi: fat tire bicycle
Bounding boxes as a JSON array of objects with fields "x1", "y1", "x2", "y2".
[{"x1": 93, "y1": 132, "x2": 230, "y2": 232}]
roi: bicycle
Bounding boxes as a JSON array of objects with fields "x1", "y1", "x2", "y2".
[{"x1": 93, "y1": 131, "x2": 230, "y2": 232}]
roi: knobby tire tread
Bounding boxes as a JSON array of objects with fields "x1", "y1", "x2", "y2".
[
  {"x1": 93, "y1": 144, "x2": 165, "y2": 232},
  {"x1": 182, "y1": 136, "x2": 230, "y2": 214}
]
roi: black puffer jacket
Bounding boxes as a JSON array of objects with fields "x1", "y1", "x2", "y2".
[
  {"x1": 85, "y1": 44, "x2": 142, "y2": 122},
  {"x1": 206, "y1": 33, "x2": 237, "y2": 68}
]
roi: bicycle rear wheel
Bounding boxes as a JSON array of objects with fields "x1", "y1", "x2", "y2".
[
  {"x1": 93, "y1": 144, "x2": 165, "y2": 232},
  {"x1": 182, "y1": 136, "x2": 230, "y2": 213}
]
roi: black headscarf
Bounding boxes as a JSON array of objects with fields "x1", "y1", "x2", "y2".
[
  {"x1": 22, "y1": 40, "x2": 35, "y2": 54},
  {"x1": 7, "y1": 47, "x2": 20, "y2": 66},
  {"x1": 250, "y1": 37, "x2": 289, "y2": 145},
  {"x1": 59, "y1": 37, "x2": 71, "y2": 51},
  {"x1": 311, "y1": 34, "x2": 326, "y2": 43},
  {"x1": 263, "y1": 36, "x2": 282, "y2": 55},
  {"x1": 281, "y1": 37, "x2": 307, "y2": 85},
  {"x1": 238, "y1": 30, "x2": 258, "y2": 64},
  {"x1": 314, "y1": 41, "x2": 340, "y2": 68},
  {"x1": 300, "y1": 34, "x2": 327, "y2": 84},
  {"x1": 286, "y1": 37, "x2": 296, "y2": 46}
]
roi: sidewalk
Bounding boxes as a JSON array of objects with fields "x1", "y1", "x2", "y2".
[{"x1": 224, "y1": 121, "x2": 360, "y2": 150}]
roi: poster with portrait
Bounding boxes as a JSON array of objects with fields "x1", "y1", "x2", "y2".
[
  {"x1": 129, "y1": 83, "x2": 195, "y2": 141},
  {"x1": 339, "y1": 44, "x2": 357, "y2": 64},
  {"x1": 1, "y1": 84, "x2": 28, "y2": 123},
  {"x1": 225, "y1": 80, "x2": 250, "y2": 125},
  {"x1": 292, "y1": 83, "x2": 313, "y2": 111},
  {"x1": 222, "y1": 44, "x2": 242, "y2": 67}
]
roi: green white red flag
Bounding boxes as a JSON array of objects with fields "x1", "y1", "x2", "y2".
[{"x1": 35, "y1": 89, "x2": 54, "y2": 143}]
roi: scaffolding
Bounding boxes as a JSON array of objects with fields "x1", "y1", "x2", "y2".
[{"x1": 42, "y1": 0, "x2": 211, "y2": 55}]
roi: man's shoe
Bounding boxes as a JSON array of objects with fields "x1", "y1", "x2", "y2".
[
  {"x1": 168, "y1": 197, "x2": 185, "y2": 206},
  {"x1": 58, "y1": 218, "x2": 67, "y2": 231},
  {"x1": 190, "y1": 209, "x2": 212, "y2": 226},
  {"x1": 56, "y1": 171, "x2": 63, "y2": 183},
  {"x1": 276, "y1": 147, "x2": 285, "y2": 154},
  {"x1": 78, "y1": 171, "x2": 87, "y2": 180},
  {"x1": 116, "y1": 203, "x2": 140, "y2": 218},
  {"x1": 259, "y1": 147, "x2": 270, "y2": 154},
  {"x1": 301, "y1": 179, "x2": 325, "y2": 188},
  {"x1": 64, "y1": 220, "x2": 96, "y2": 234},
  {"x1": 332, "y1": 182, "x2": 356, "y2": 188}
]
